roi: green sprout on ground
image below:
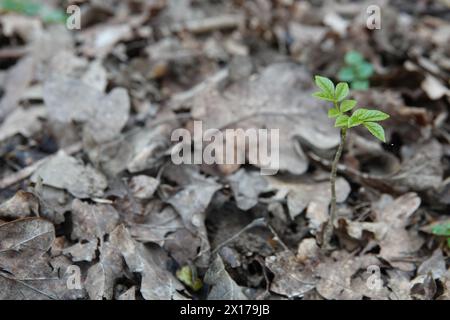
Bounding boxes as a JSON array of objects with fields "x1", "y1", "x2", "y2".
[
  {"x1": 313, "y1": 75, "x2": 389, "y2": 250},
  {"x1": 338, "y1": 51, "x2": 374, "y2": 90},
  {"x1": 0, "y1": 0, "x2": 67, "y2": 24},
  {"x1": 431, "y1": 222, "x2": 450, "y2": 248}
]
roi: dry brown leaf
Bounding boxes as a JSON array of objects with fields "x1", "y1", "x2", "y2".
[
  {"x1": 0, "y1": 190, "x2": 39, "y2": 219},
  {"x1": 191, "y1": 63, "x2": 340, "y2": 175},
  {"x1": 71, "y1": 199, "x2": 119, "y2": 241},
  {"x1": 31, "y1": 152, "x2": 108, "y2": 198},
  {"x1": 265, "y1": 251, "x2": 316, "y2": 298},
  {"x1": 204, "y1": 255, "x2": 248, "y2": 300}
]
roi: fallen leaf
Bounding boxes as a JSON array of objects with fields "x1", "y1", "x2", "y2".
[
  {"x1": 191, "y1": 63, "x2": 340, "y2": 175},
  {"x1": 204, "y1": 255, "x2": 248, "y2": 300},
  {"x1": 0, "y1": 106, "x2": 46, "y2": 142},
  {"x1": 0, "y1": 218, "x2": 84, "y2": 300},
  {"x1": 265, "y1": 251, "x2": 316, "y2": 298},
  {"x1": 71, "y1": 199, "x2": 119, "y2": 241},
  {"x1": 43, "y1": 75, "x2": 130, "y2": 144},
  {"x1": 63, "y1": 239, "x2": 98, "y2": 262},
  {"x1": 227, "y1": 169, "x2": 269, "y2": 210},
  {"x1": 31, "y1": 152, "x2": 108, "y2": 198},
  {"x1": 129, "y1": 175, "x2": 160, "y2": 200},
  {"x1": 0, "y1": 190, "x2": 39, "y2": 219}
]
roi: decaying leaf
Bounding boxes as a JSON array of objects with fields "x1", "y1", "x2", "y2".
[
  {"x1": 191, "y1": 63, "x2": 340, "y2": 175},
  {"x1": 108, "y1": 225, "x2": 186, "y2": 300},
  {"x1": 265, "y1": 251, "x2": 316, "y2": 298},
  {"x1": 71, "y1": 199, "x2": 119, "y2": 241},
  {"x1": 31, "y1": 152, "x2": 108, "y2": 198},
  {"x1": 266, "y1": 176, "x2": 351, "y2": 229},
  {"x1": 63, "y1": 239, "x2": 98, "y2": 262},
  {"x1": 0, "y1": 218, "x2": 84, "y2": 300},
  {"x1": 0, "y1": 106, "x2": 46, "y2": 142},
  {"x1": 0, "y1": 190, "x2": 39, "y2": 219},
  {"x1": 204, "y1": 255, "x2": 248, "y2": 300},
  {"x1": 129, "y1": 175, "x2": 160, "y2": 200},
  {"x1": 43, "y1": 75, "x2": 130, "y2": 144},
  {"x1": 316, "y1": 252, "x2": 381, "y2": 300},
  {"x1": 227, "y1": 169, "x2": 269, "y2": 210}
]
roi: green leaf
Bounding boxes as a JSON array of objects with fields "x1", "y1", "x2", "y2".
[
  {"x1": 340, "y1": 99, "x2": 357, "y2": 113},
  {"x1": 345, "y1": 51, "x2": 364, "y2": 66},
  {"x1": 328, "y1": 108, "x2": 340, "y2": 118},
  {"x1": 335, "y1": 82, "x2": 349, "y2": 102},
  {"x1": 431, "y1": 222, "x2": 450, "y2": 237},
  {"x1": 363, "y1": 122, "x2": 386, "y2": 142},
  {"x1": 338, "y1": 67, "x2": 355, "y2": 82},
  {"x1": 351, "y1": 80, "x2": 369, "y2": 90},
  {"x1": 314, "y1": 76, "x2": 335, "y2": 97},
  {"x1": 312, "y1": 91, "x2": 335, "y2": 102},
  {"x1": 356, "y1": 62, "x2": 374, "y2": 79},
  {"x1": 335, "y1": 115, "x2": 349, "y2": 128},
  {"x1": 352, "y1": 108, "x2": 390, "y2": 122}
]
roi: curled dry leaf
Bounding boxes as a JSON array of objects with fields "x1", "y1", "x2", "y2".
[
  {"x1": 31, "y1": 152, "x2": 108, "y2": 198},
  {"x1": 129, "y1": 175, "x2": 160, "y2": 200},
  {"x1": 0, "y1": 106, "x2": 46, "y2": 142},
  {"x1": 0, "y1": 190, "x2": 40, "y2": 219},
  {"x1": 63, "y1": 239, "x2": 98, "y2": 262}
]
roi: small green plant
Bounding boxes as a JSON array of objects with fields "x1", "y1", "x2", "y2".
[
  {"x1": 338, "y1": 51, "x2": 374, "y2": 90},
  {"x1": 312, "y1": 75, "x2": 389, "y2": 250},
  {"x1": 0, "y1": 0, "x2": 67, "y2": 24},
  {"x1": 431, "y1": 221, "x2": 450, "y2": 248}
]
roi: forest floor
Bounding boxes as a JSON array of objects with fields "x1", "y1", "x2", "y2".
[{"x1": 0, "y1": 0, "x2": 450, "y2": 300}]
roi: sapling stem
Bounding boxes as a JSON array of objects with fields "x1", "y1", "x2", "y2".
[
  {"x1": 323, "y1": 127, "x2": 346, "y2": 250},
  {"x1": 312, "y1": 75, "x2": 389, "y2": 252}
]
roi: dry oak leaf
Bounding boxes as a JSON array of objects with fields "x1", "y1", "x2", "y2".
[
  {"x1": 0, "y1": 218, "x2": 84, "y2": 300},
  {"x1": 191, "y1": 63, "x2": 340, "y2": 175}
]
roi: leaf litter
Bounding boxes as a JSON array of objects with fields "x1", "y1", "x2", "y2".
[{"x1": 0, "y1": 0, "x2": 449, "y2": 300}]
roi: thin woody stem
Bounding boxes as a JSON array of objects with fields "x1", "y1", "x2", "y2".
[{"x1": 323, "y1": 127, "x2": 347, "y2": 250}]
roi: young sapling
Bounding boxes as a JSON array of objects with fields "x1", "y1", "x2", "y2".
[
  {"x1": 338, "y1": 51, "x2": 374, "y2": 90},
  {"x1": 312, "y1": 75, "x2": 389, "y2": 250}
]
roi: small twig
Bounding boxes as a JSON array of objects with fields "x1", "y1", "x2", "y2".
[{"x1": 212, "y1": 218, "x2": 266, "y2": 255}]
